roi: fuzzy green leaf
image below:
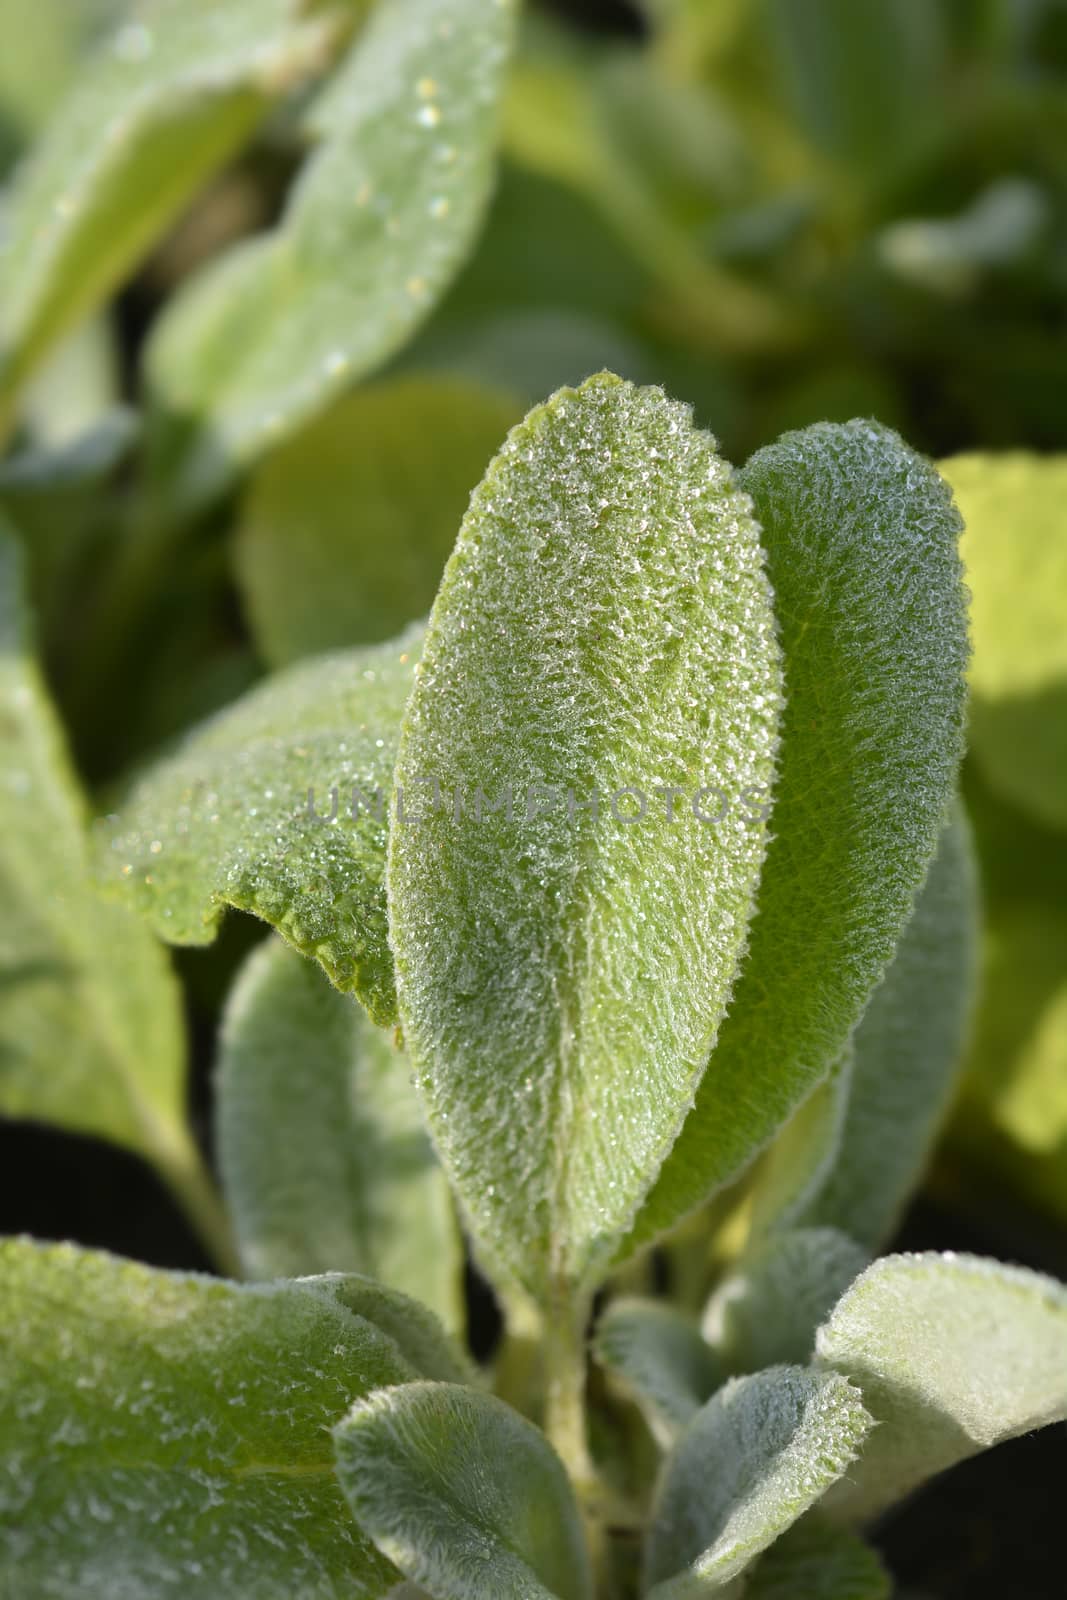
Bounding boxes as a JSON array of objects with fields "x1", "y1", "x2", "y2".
[
  {"x1": 147, "y1": 0, "x2": 518, "y2": 510},
  {"x1": 334, "y1": 1382, "x2": 594, "y2": 1600},
  {"x1": 629, "y1": 420, "x2": 968, "y2": 1255},
  {"x1": 0, "y1": 0, "x2": 338, "y2": 430},
  {"x1": 99, "y1": 623, "x2": 423, "y2": 1024},
  {"x1": 236, "y1": 376, "x2": 521, "y2": 665},
  {"x1": 217, "y1": 936, "x2": 465, "y2": 1332},
  {"x1": 0, "y1": 523, "x2": 193, "y2": 1177},
  {"x1": 816, "y1": 1251, "x2": 1067, "y2": 1522},
  {"x1": 942, "y1": 453, "x2": 1067, "y2": 832},
  {"x1": 0, "y1": 1237, "x2": 419, "y2": 1597},
  {"x1": 743, "y1": 1519, "x2": 890, "y2": 1600},
  {"x1": 387, "y1": 373, "x2": 782, "y2": 1301},
  {"x1": 795, "y1": 803, "x2": 979, "y2": 1248},
  {"x1": 702, "y1": 1229, "x2": 869, "y2": 1374},
  {"x1": 644, "y1": 1366, "x2": 872, "y2": 1597},
  {"x1": 594, "y1": 1298, "x2": 724, "y2": 1446}
]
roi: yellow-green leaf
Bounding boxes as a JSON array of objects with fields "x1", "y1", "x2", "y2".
[
  {"x1": 942, "y1": 452, "x2": 1067, "y2": 832},
  {"x1": 236, "y1": 376, "x2": 521, "y2": 664}
]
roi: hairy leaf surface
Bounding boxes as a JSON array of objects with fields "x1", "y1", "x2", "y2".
[
  {"x1": 100, "y1": 623, "x2": 423, "y2": 1024},
  {"x1": 387, "y1": 373, "x2": 782, "y2": 1300},
  {"x1": 816, "y1": 1251, "x2": 1067, "y2": 1521},
  {"x1": 0, "y1": 0, "x2": 337, "y2": 429},
  {"x1": 630, "y1": 420, "x2": 968, "y2": 1253},
  {"x1": 237, "y1": 377, "x2": 521, "y2": 664},
  {"x1": 594, "y1": 1298, "x2": 724, "y2": 1446},
  {"x1": 0, "y1": 1238, "x2": 416, "y2": 1597},
  {"x1": 334, "y1": 1382, "x2": 594, "y2": 1600},
  {"x1": 702, "y1": 1229, "x2": 868, "y2": 1374},
  {"x1": 217, "y1": 936, "x2": 464, "y2": 1330},
  {"x1": 147, "y1": 0, "x2": 517, "y2": 509},
  {"x1": 645, "y1": 1366, "x2": 872, "y2": 1597}
]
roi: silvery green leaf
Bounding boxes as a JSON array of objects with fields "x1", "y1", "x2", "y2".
[
  {"x1": 796, "y1": 803, "x2": 979, "y2": 1249},
  {"x1": 629, "y1": 420, "x2": 968, "y2": 1255},
  {"x1": 387, "y1": 373, "x2": 782, "y2": 1302},
  {"x1": 99, "y1": 622, "x2": 423, "y2": 1025},
  {"x1": 743, "y1": 1519, "x2": 890, "y2": 1600},
  {"x1": 236, "y1": 376, "x2": 521, "y2": 665},
  {"x1": 702, "y1": 1229, "x2": 869, "y2": 1374},
  {"x1": 941, "y1": 452, "x2": 1067, "y2": 832},
  {"x1": 0, "y1": 1237, "x2": 416, "y2": 1597},
  {"x1": 334, "y1": 1382, "x2": 594, "y2": 1600},
  {"x1": 594, "y1": 1298, "x2": 724, "y2": 1447},
  {"x1": 815, "y1": 1251, "x2": 1067, "y2": 1522},
  {"x1": 147, "y1": 0, "x2": 518, "y2": 510},
  {"x1": 0, "y1": 523, "x2": 221, "y2": 1243},
  {"x1": 644, "y1": 1366, "x2": 872, "y2": 1597},
  {"x1": 0, "y1": 0, "x2": 339, "y2": 432},
  {"x1": 217, "y1": 936, "x2": 465, "y2": 1333}
]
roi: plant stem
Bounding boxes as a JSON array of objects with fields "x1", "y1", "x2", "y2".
[
  {"x1": 150, "y1": 1125, "x2": 243, "y2": 1279},
  {"x1": 543, "y1": 1292, "x2": 621, "y2": 1596}
]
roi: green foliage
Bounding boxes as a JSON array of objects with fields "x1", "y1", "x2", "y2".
[
  {"x1": 334, "y1": 1383, "x2": 594, "y2": 1600},
  {"x1": 100, "y1": 623, "x2": 423, "y2": 1024},
  {"x1": 0, "y1": 1237, "x2": 415, "y2": 1597},
  {"x1": 741, "y1": 1520, "x2": 890, "y2": 1600},
  {"x1": 629, "y1": 420, "x2": 969, "y2": 1253},
  {"x1": 702, "y1": 1229, "x2": 869, "y2": 1374},
  {"x1": 644, "y1": 1367, "x2": 872, "y2": 1596},
  {"x1": 753, "y1": 802, "x2": 980, "y2": 1250},
  {"x1": 594, "y1": 1299, "x2": 725, "y2": 1446},
  {"x1": 0, "y1": 0, "x2": 340, "y2": 437},
  {"x1": 0, "y1": 3, "x2": 1065, "y2": 1596},
  {"x1": 942, "y1": 453, "x2": 1067, "y2": 832},
  {"x1": 217, "y1": 936, "x2": 464, "y2": 1330},
  {"x1": 236, "y1": 376, "x2": 521, "y2": 664},
  {"x1": 0, "y1": 523, "x2": 236, "y2": 1260},
  {"x1": 387, "y1": 372, "x2": 782, "y2": 1305},
  {"x1": 815, "y1": 1252, "x2": 1067, "y2": 1522},
  {"x1": 147, "y1": 0, "x2": 518, "y2": 510}
]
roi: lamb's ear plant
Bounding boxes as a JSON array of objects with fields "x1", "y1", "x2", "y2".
[{"x1": 1, "y1": 7, "x2": 1066, "y2": 1600}]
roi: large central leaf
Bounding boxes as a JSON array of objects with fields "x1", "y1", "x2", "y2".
[{"x1": 387, "y1": 373, "x2": 782, "y2": 1302}]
